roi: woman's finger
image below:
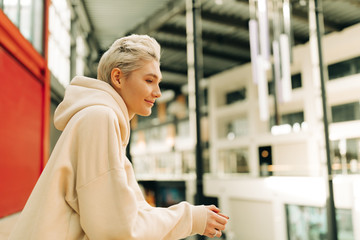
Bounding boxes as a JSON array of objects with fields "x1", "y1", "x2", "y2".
[
  {"x1": 207, "y1": 205, "x2": 220, "y2": 213},
  {"x1": 213, "y1": 213, "x2": 229, "y2": 226},
  {"x1": 214, "y1": 229, "x2": 222, "y2": 238},
  {"x1": 217, "y1": 212, "x2": 229, "y2": 219},
  {"x1": 214, "y1": 221, "x2": 226, "y2": 231}
]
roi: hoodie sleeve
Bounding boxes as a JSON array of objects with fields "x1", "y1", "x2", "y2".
[{"x1": 73, "y1": 106, "x2": 207, "y2": 240}]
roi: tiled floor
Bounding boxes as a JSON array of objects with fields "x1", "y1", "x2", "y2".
[{"x1": 0, "y1": 213, "x2": 20, "y2": 240}]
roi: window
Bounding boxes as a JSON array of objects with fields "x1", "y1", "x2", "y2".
[
  {"x1": 48, "y1": 0, "x2": 71, "y2": 87},
  {"x1": 2, "y1": 0, "x2": 44, "y2": 54},
  {"x1": 3, "y1": 0, "x2": 18, "y2": 26},
  {"x1": 270, "y1": 111, "x2": 304, "y2": 128},
  {"x1": 331, "y1": 102, "x2": 360, "y2": 123},
  {"x1": 226, "y1": 87, "x2": 246, "y2": 104},
  {"x1": 331, "y1": 138, "x2": 360, "y2": 174},
  {"x1": 32, "y1": 0, "x2": 44, "y2": 53},
  {"x1": 268, "y1": 73, "x2": 302, "y2": 95},
  {"x1": 226, "y1": 117, "x2": 248, "y2": 139},
  {"x1": 328, "y1": 56, "x2": 360, "y2": 80},
  {"x1": 291, "y1": 73, "x2": 302, "y2": 89},
  {"x1": 76, "y1": 36, "x2": 86, "y2": 76},
  {"x1": 218, "y1": 148, "x2": 249, "y2": 174},
  {"x1": 286, "y1": 205, "x2": 354, "y2": 240},
  {"x1": 19, "y1": 0, "x2": 31, "y2": 40}
]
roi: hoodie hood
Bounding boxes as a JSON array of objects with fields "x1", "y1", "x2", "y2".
[{"x1": 54, "y1": 76, "x2": 130, "y2": 145}]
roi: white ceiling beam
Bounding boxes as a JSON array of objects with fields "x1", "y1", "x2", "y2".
[
  {"x1": 126, "y1": 0, "x2": 186, "y2": 35},
  {"x1": 161, "y1": 71, "x2": 188, "y2": 85}
]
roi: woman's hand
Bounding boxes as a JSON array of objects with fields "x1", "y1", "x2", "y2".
[{"x1": 203, "y1": 205, "x2": 229, "y2": 238}]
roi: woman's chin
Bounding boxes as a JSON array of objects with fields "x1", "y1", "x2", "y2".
[{"x1": 137, "y1": 110, "x2": 152, "y2": 117}]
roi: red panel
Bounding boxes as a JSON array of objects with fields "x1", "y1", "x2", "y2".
[{"x1": 0, "y1": 47, "x2": 43, "y2": 217}]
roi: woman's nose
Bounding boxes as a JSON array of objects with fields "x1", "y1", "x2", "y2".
[{"x1": 153, "y1": 86, "x2": 161, "y2": 98}]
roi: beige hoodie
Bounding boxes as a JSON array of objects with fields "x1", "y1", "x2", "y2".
[{"x1": 9, "y1": 76, "x2": 207, "y2": 240}]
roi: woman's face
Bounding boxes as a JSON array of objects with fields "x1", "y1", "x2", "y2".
[{"x1": 117, "y1": 59, "x2": 162, "y2": 119}]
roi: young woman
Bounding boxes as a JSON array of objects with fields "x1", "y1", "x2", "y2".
[{"x1": 9, "y1": 34, "x2": 228, "y2": 240}]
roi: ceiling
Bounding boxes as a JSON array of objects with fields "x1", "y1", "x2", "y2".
[{"x1": 80, "y1": 0, "x2": 360, "y2": 92}]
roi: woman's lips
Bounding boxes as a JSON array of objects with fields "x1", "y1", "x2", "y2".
[{"x1": 145, "y1": 99, "x2": 154, "y2": 106}]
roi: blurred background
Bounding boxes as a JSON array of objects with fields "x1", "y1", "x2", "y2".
[{"x1": 1, "y1": 0, "x2": 360, "y2": 239}]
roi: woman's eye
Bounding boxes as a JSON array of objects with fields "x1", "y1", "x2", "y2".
[{"x1": 146, "y1": 79, "x2": 153, "y2": 83}]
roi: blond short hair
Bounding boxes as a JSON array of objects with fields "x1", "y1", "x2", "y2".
[{"x1": 97, "y1": 34, "x2": 161, "y2": 83}]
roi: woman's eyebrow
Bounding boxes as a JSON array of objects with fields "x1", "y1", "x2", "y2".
[{"x1": 145, "y1": 73, "x2": 162, "y2": 82}]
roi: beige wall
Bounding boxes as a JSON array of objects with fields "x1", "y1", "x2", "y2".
[{"x1": 229, "y1": 198, "x2": 274, "y2": 240}]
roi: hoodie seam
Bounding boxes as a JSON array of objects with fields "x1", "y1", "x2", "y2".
[{"x1": 76, "y1": 167, "x2": 125, "y2": 191}]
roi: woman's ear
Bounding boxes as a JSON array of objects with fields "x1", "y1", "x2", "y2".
[{"x1": 110, "y1": 68, "x2": 123, "y2": 88}]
